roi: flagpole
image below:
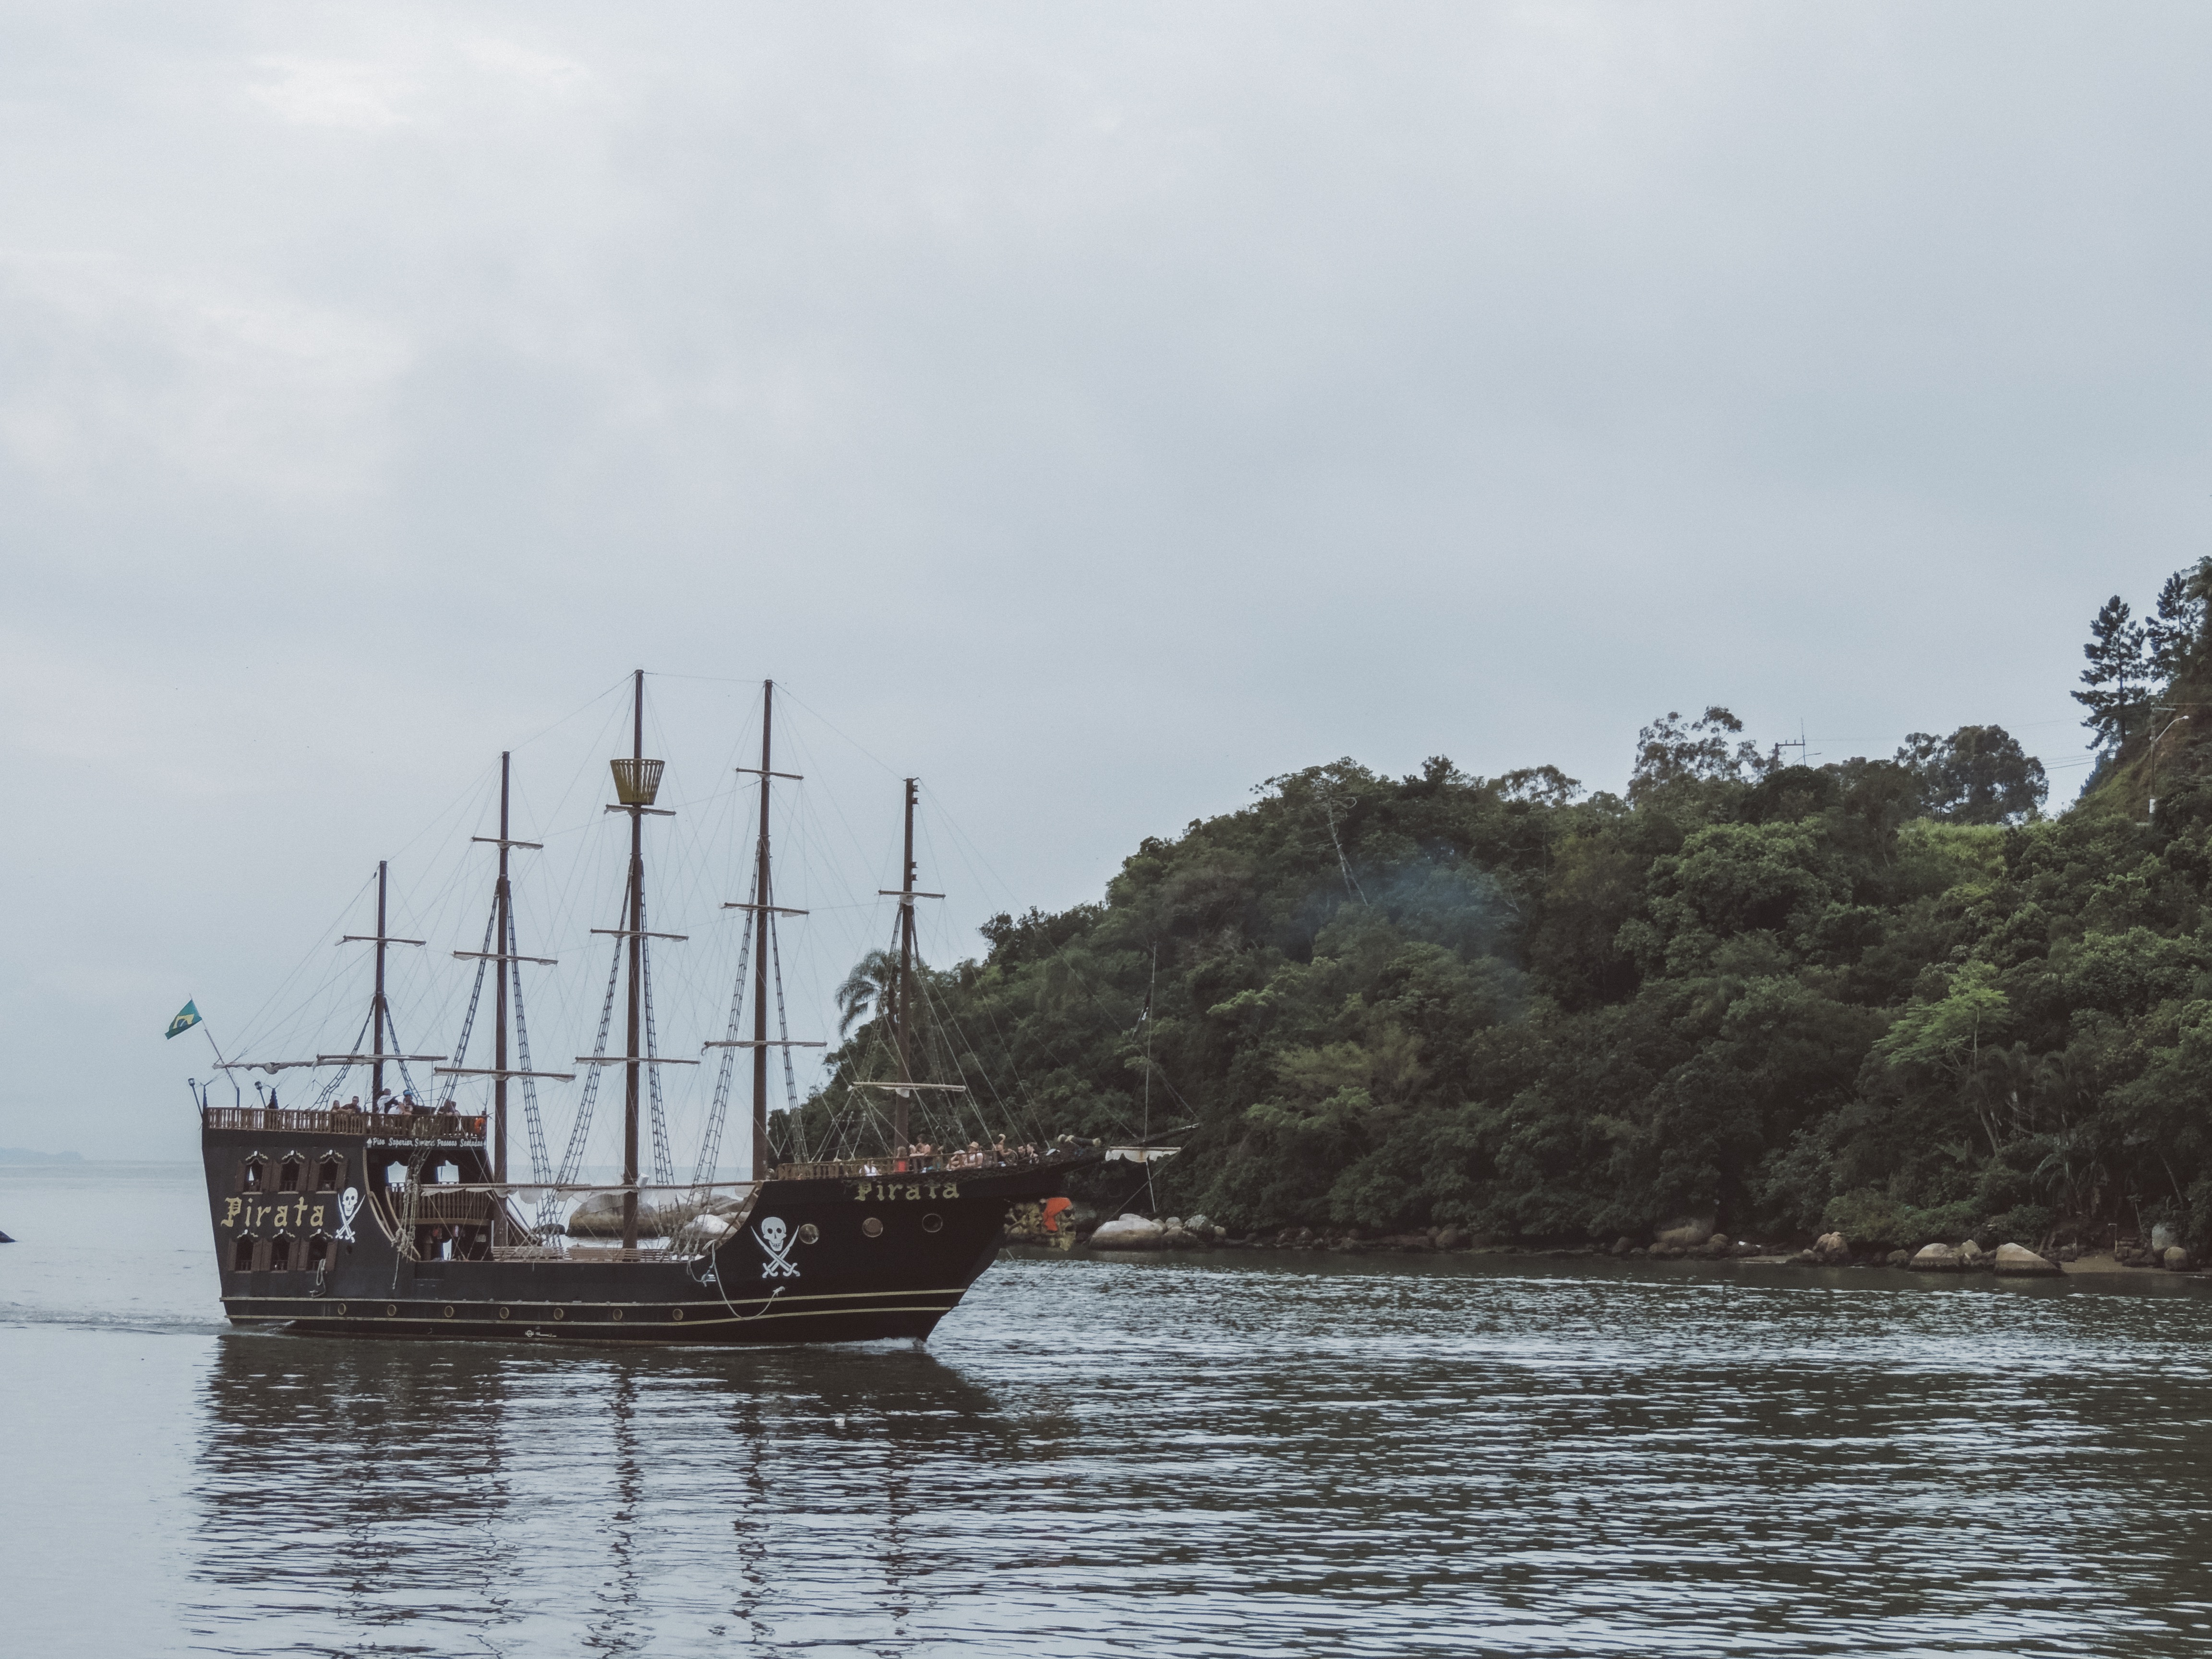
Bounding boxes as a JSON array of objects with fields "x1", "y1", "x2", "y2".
[{"x1": 192, "y1": 1005, "x2": 238, "y2": 1107}]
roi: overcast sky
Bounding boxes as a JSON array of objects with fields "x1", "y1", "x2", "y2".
[{"x1": 3, "y1": 2, "x2": 2205, "y2": 1161}]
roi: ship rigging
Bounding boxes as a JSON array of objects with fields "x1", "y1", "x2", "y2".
[{"x1": 193, "y1": 672, "x2": 1094, "y2": 1345}]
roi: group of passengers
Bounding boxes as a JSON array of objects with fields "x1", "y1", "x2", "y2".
[
  {"x1": 895, "y1": 1136, "x2": 1051, "y2": 1171},
  {"x1": 339, "y1": 1091, "x2": 462, "y2": 1121}
]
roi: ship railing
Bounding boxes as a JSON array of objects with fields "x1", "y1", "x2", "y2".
[
  {"x1": 199, "y1": 1106, "x2": 487, "y2": 1143},
  {"x1": 773, "y1": 1148, "x2": 1077, "y2": 1181}
]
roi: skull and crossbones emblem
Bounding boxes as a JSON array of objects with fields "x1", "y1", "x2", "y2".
[
  {"x1": 334, "y1": 1188, "x2": 360, "y2": 1243},
  {"x1": 753, "y1": 1216, "x2": 802, "y2": 1279}
]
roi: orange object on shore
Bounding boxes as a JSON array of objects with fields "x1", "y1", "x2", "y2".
[{"x1": 1041, "y1": 1196, "x2": 1072, "y2": 1233}]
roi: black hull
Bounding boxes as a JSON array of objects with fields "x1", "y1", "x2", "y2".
[{"x1": 201, "y1": 1110, "x2": 1083, "y2": 1347}]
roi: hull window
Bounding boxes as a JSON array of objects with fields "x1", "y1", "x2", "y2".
[
  {"x1": 306, "y1": 1237, "x2": 333, "y2": 1270},
  {"x1": 241, "y1": 1160, "x2": 265, "y2": 1193},
  {"x1": 315, "y1": 1158, "x2": 344, "y2": 1192},
  {"x1": 277, "y1": 1159, "x2": 302, "y2": 1193},
  {"x1": 269, "y1": 1237, "x2": 294, "y2": 1272},
  {"x1": 232, "y1": 1236, "x2": 257, "y2": 1273}
]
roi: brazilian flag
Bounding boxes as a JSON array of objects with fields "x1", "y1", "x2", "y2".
[{"x1": 166, "y1": 1000, "x2": 203, "y2": 1040}]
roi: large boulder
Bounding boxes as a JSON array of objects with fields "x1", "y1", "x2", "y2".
[
  {"x1": 1089, "y1": 1214, "x2": 1168, "y2": 1250},
  {"x1": 1654, "y1": 1216, "x2": 1716, "y2": 1249},
  {"x1": 2153, "y1": 1223, "x2": 2182, "y2": 1253},
  {"x1": 1993, "y1": 1242, "x2": 2060, "y2": 1276},
  {"x1": 1812, "y1": 1232, "x2": 1850, "y2": 1264},
  {"x1": 2165, "y1": 1246, "x2": 2195, "y2": 1272},
  {"x1": 1908, "y1": 1243, "x2": 1963, "y2": 1272}
]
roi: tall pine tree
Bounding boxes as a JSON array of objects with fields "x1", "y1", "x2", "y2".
[
  {"x1": 2075, "y1": 595, "x2": 2146, "y2": 748},
  {"x1": 2146, "y1": 567, "x2": 2206, "y2": 684}
]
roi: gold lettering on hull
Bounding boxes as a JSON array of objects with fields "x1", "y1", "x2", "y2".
[
  {"x1": 218, "y1": 1198, "x2": 329, "y2": 1230},
  {"x1": 848, "y1": 1181, "x2": 960, "y2": 1202}
]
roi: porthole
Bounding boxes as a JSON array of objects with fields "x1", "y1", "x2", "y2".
[
  {"x1": 861, "y1": 1216, "x2": 884, "y2": 1238},
  {"x1": 610, "y1": 1308, "x2": 624, "y2": 1322},
  {"x1": 670, "y1": 1308, "x2": 685, "y2": 1322},
  {"x1": 497, "y1": 1307, "x2": 511, "y2": 1320},
  {"x1": 797, "y1": 1223, "x2": 819, "y2": 1245},
  {"x1": 553, "y1": 1307, "x2": 567, "y2": 1322},
  {"x1": 441, "y1": 1305, "x2": 456, "y2": 1319},
  {"x1": 384, "y1": 1303, "x2": 398, "y2": 1317},
  {"x1": 335, "y1": 1302, "x2": 349, "y2": 1316},
  {"x1": 921, "y1": 1213, "x2": 944, "y2": 1234}
]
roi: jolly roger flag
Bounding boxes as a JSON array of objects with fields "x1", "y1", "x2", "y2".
[{"x1": 166, "y1": 1000, "x2": 203, "y2": 1039}]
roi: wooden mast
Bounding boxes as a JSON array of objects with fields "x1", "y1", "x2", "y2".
[
  {"x1": 623, "y1": 669, "x2": 644, "y2": 1253},
  {"x1": 339, "y1": 865, "x2": 436, "y2": 1091},
  {"x1": 714, "y1": 682, "x2": 813, "y2": 1179},
  {"x1": 750, "y1": 683, "x2": 774, "y2": 1180},
  {"x1": 895, "y1": 778, "x2": 917, "y2": 1151},
  {"x1": 372, "y1": 859, "x2": 389, "y2": 1109},
  {"x1": 493, "y1": 752, "x2": 511, "y2": 1186}
]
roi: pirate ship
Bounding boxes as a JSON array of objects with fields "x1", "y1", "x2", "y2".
[{"x1": 197, "y1": 673, "x2": 1094, "y2": 1345}]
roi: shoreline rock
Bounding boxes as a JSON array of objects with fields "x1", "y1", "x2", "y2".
[
  {"x1": 1088, "y1": 1214, "x2": 1167, "y2": 1250},
  {"x1": 1908, "y1": 1242, "x2": 1963, "y2": 1273},
  {"x1": 1993, "y1": 1242, "x2": 2060, "y2": 1276},
  {"x1": 1048, "y1": 1221, "x2": 2212, "y2": 1277}
]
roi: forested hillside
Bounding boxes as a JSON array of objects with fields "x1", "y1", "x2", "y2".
[{"x1": 803, "y1": 563, "x2": 2212, "y2": 1251}]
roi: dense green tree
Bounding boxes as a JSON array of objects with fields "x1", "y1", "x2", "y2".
[
  {"x1": 1627, "y1": 707, "x2": 1769, "y2": 808},
  {"x1": 1894, "y1": 725, "x2": 2048, "y2": 824},
  {"x1": 797, "y1": 559, "x2": 2212, "y2": 1254}
]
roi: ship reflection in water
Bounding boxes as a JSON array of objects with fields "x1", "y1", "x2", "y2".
[
  {"x1": 177, "y1": 1254, "x2": 2212, "y2": 1657},
  {"x1": 189, "y1": 1331, "x2": 1021, "y2": 1653}
]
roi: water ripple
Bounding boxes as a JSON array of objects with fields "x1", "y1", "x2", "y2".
[
  {"x1": 9, "y1": 1165, "x2": 2212, "y2": 1656},
  {"x1": 169, "y1": 1257, "x2": 2212, "y2": 1656}
]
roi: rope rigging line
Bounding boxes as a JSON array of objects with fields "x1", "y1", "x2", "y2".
[
  {"x1": 310, "y1": 1008, "x2": 375, "y2": 1108},
  {"x1": 639, "y1": 902, "x2": 676, "y2": 1189},
  {"x1": 390, "y1": 1137, "x2": 440, "y2": 1288},
  {"x1": 913, "y1": 970, "x2": 1051, "y2": 1150},
  {"x1": 386, "y1": 998, "x2": 423, "y2": 1104},
  {"x1": 692, "y1": 885, "x2": 755, "y2": 1190},
  {"x1": 546, "y1": 895, "x2": 626, "y2": 1232},
  {"x1": 912, "y1": 783, "x2": 1187, "y2": 1132},
  {"x1": 507, "y1": 903, "x2": 553, "y2": 1190},
  {"x1": 447, "y1": 905, "x2": 500, "y2": 1080},
  {"x1": 226, "y1": 869, "x2": 379, "y2": 1063},
  {"x1": 770, "y1": 914, "x2": 803, "y2": 1128}
]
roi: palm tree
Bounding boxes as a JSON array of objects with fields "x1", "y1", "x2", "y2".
[{"x1": 835, "y1": 949, "x2": 902, "y2": 1038}]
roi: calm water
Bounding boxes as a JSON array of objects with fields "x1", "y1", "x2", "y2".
[{"x1": 6, "y1": 1163, "x2": 2212, "y2": 1657}]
